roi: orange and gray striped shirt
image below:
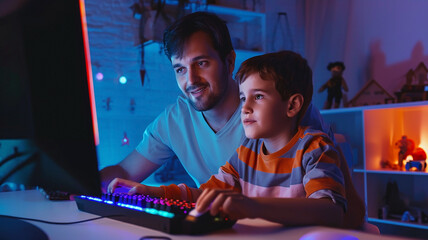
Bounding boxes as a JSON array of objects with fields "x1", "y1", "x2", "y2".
[{"x1": 163, "y1": 126, "x2": 347, "y2": 210}]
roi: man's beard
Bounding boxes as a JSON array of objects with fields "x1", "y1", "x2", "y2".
[
  {"x1": 189, "y1": 73, "x2": 229, "y2": 112},
  {"x1": 189, "y1": 87, "x2": 225, "y2": 111}
]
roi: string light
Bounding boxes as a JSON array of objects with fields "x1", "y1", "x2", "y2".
[
  {"x1": 122, "y1": 132, "x2": 129, "y2": 146},
  {"x1": 119, "y1": 76, "x2": 127, "y2": 84},
  {"x1": 96, "y1": 72, "x2": 103, "y2": 81}
]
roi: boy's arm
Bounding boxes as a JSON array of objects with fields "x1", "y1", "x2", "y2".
[
  {"x1": 160, "y1": 159, "x2": 243, "y2": 201},
  {"x1": 196, "y1": 189, "x2": 343, "y2": 227},
  {"x1": 249, "y1": 197, "x2": 344, "y2": 227}
]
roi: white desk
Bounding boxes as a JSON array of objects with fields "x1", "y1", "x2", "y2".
[{"x1": 0, "y1": 190, "x2": 409, "y2": 240}]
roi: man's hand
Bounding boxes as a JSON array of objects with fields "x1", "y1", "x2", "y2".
[
  {"x1": 195, "y1": 189, "x2": 258, "y2": 220},
  {"x1": 107, "y1": 178, "x2": 164, "y2": 197},
  {"x1": 107, "y1": 178, "x2": 145, "y2": 194}
]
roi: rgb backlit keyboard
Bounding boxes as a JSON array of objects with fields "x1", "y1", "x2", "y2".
[{"x1": 75, "y1": 193, "x2": 235, "y2": 234}]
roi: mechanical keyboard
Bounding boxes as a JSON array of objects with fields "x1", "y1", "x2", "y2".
[{"x1": 74, "y1": 193, "x2": 236, "y2": 234}]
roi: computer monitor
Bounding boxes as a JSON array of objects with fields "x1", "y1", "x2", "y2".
[{"x1": 0, "y1": 0, "x2": 101, "y2": 196}]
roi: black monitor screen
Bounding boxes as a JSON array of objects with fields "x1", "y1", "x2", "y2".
[{"x1": 0, "y1": 0, "x2": 101, "y2": 197}]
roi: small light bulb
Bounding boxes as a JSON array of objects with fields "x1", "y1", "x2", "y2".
[
  {"x1": 96, "y1": 72, "x2": 103, "y2": 81},
  {"x1": 119, "y1": 76, "x2": 127, "y2": 84}
]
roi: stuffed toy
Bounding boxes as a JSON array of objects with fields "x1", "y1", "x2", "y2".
[{"x1": 318, "y1": 61, "x2": 349, "y2": 109}]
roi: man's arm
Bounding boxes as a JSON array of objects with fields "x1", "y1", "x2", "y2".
[
  {"x1": 100, "y1": 150, "x2": 161, "y2": 192},
  {"x1": 106, "y1": 177, "x2": 202, "y2": 201}
]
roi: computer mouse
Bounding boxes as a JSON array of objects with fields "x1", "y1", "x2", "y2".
[{"x1": 300, "y1": 230, "x2": 359, "y2": 240}]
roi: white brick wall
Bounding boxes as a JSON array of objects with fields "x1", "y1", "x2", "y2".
[
  {"x1": 85, "y1": 0, "x2": 270, "y2": 171},
  {"x1": 85, "y1": 0, "x2": 180, "y2": 168}
]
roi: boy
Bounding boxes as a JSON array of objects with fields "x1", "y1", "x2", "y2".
[{"x1": 108, "y1": 51, "x2": 365, "y2": 229}]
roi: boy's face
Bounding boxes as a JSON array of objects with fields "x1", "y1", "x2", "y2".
[
  {"x1": 239, "y1": 73, "x2": 290, "y2": 139},
  {"x1": 171, "y1": 31, "x2": 233, "y2": 111}
]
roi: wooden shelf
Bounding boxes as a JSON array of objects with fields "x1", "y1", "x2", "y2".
[
  {"x1": 366, "y1": 169, "x2": 428, "y2": 175},
  {"x1": 369, "y1": 218, "x2": 428, "y2": 230}
]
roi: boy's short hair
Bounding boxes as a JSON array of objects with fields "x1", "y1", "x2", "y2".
[
  {"x1": 235, "y1": 51, "x2": 313, "y2": 120},
  {"x1": 163, "y1": 11, "x2": 234, "y2": 62}
]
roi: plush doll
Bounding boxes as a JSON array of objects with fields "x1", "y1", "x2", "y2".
[
  {"x1": 395, "y1": 135, "x2": 415, "y2": 168},
  {"x1": 318, "y1": 61, "x2": 349, "y2": 109}
]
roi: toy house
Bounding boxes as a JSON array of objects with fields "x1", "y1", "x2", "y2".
[
  {"x1": 347, "y1": 79, "x2": 395, "y2": 107},
  {"x1": 395, "y1": 62, "x2": 428, "y2": 102},
  {"x1": 414, "y1": 62, "x2": 428, "y2": 85},
  {"x1": 405, "y1": 69, "x2": 414, "y2": 86}
]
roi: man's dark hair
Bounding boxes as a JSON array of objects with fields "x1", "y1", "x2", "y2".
[
  {"x1": 235, "y1": 51, "x2": 313, "y2": 121},
  {"x1": 163, "y1": 11, "x2": 234, "y2": 62}
]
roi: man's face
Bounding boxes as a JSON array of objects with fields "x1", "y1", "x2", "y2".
[
  {"x1": 171, "y1": 31, "x2": 232, "y2": 111},
  {"x1": 239, "y1": 73, "x2": 290, "y2": 139}
]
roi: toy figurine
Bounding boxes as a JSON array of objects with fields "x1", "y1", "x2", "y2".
[
  {"x1": 318, "y1": 61, "x2": 349, "y2": 109},
  {"x1": 411, "y1": 147, "x2": 427, "y2": 160},
  {"x1": 405, "y1": 147, "x2": 427, "y2": 171},
  {"x1": 401, "y1": 211, "x2": 415, "y2": 222},
  {"x1": 394, "y1": 135, "x2": 415, "y2": 169},
  {"x1": 405, "y1": 160, "x2": 426, "y2": 171}
]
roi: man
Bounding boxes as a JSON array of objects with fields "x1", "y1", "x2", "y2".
[{"x1": 100, "y1": 12, "x2": 333, "y2": 190}]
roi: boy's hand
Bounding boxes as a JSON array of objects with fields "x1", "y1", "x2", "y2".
[
  {"x1": 196, "y1": 189, "x2": 257, "y2": 220},
  {"x1": 107, "y1": 178, "x2": 163, "y2": 196}
]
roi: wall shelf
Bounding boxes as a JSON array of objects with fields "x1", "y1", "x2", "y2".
[
  {"x1": 206, "y1": 5, "x2": 265, "y2": 22},
  {"x1": 354, "y1": 169, "x2": 428, "y2": 175},
  {"x1": 366, "y1": 169, "x2": 428, "y2": 175},
  {"x1": 205, "y1": 5, "x2": 266, "y2": 52},
  {"x1": 321, "y1": 101, "x2": 428, "y2": 235}
]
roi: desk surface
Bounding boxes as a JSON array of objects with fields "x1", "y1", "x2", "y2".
[{"x1": 0, "y1": 190, "x2": 410, "y2": 240}]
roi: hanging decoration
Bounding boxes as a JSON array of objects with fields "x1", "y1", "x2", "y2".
[
  {"x1": 130, "y1": 0, "x2": 197, "y2": 86},
  {"x1": 121, "y1": 132, "x2": 130, "y2": 146},
  {"x1": 271, "y1": 12, "x2": 293, "y2": 52},
  {"x1": 130, "y1": 0, "x2": 171, "y2": 86},
  {"x1": 130, "y1": 98, "x2": 136, "y2": 113},
  {"x1": 102, "y1": 97, "x2": 112, "y2": 111}
]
